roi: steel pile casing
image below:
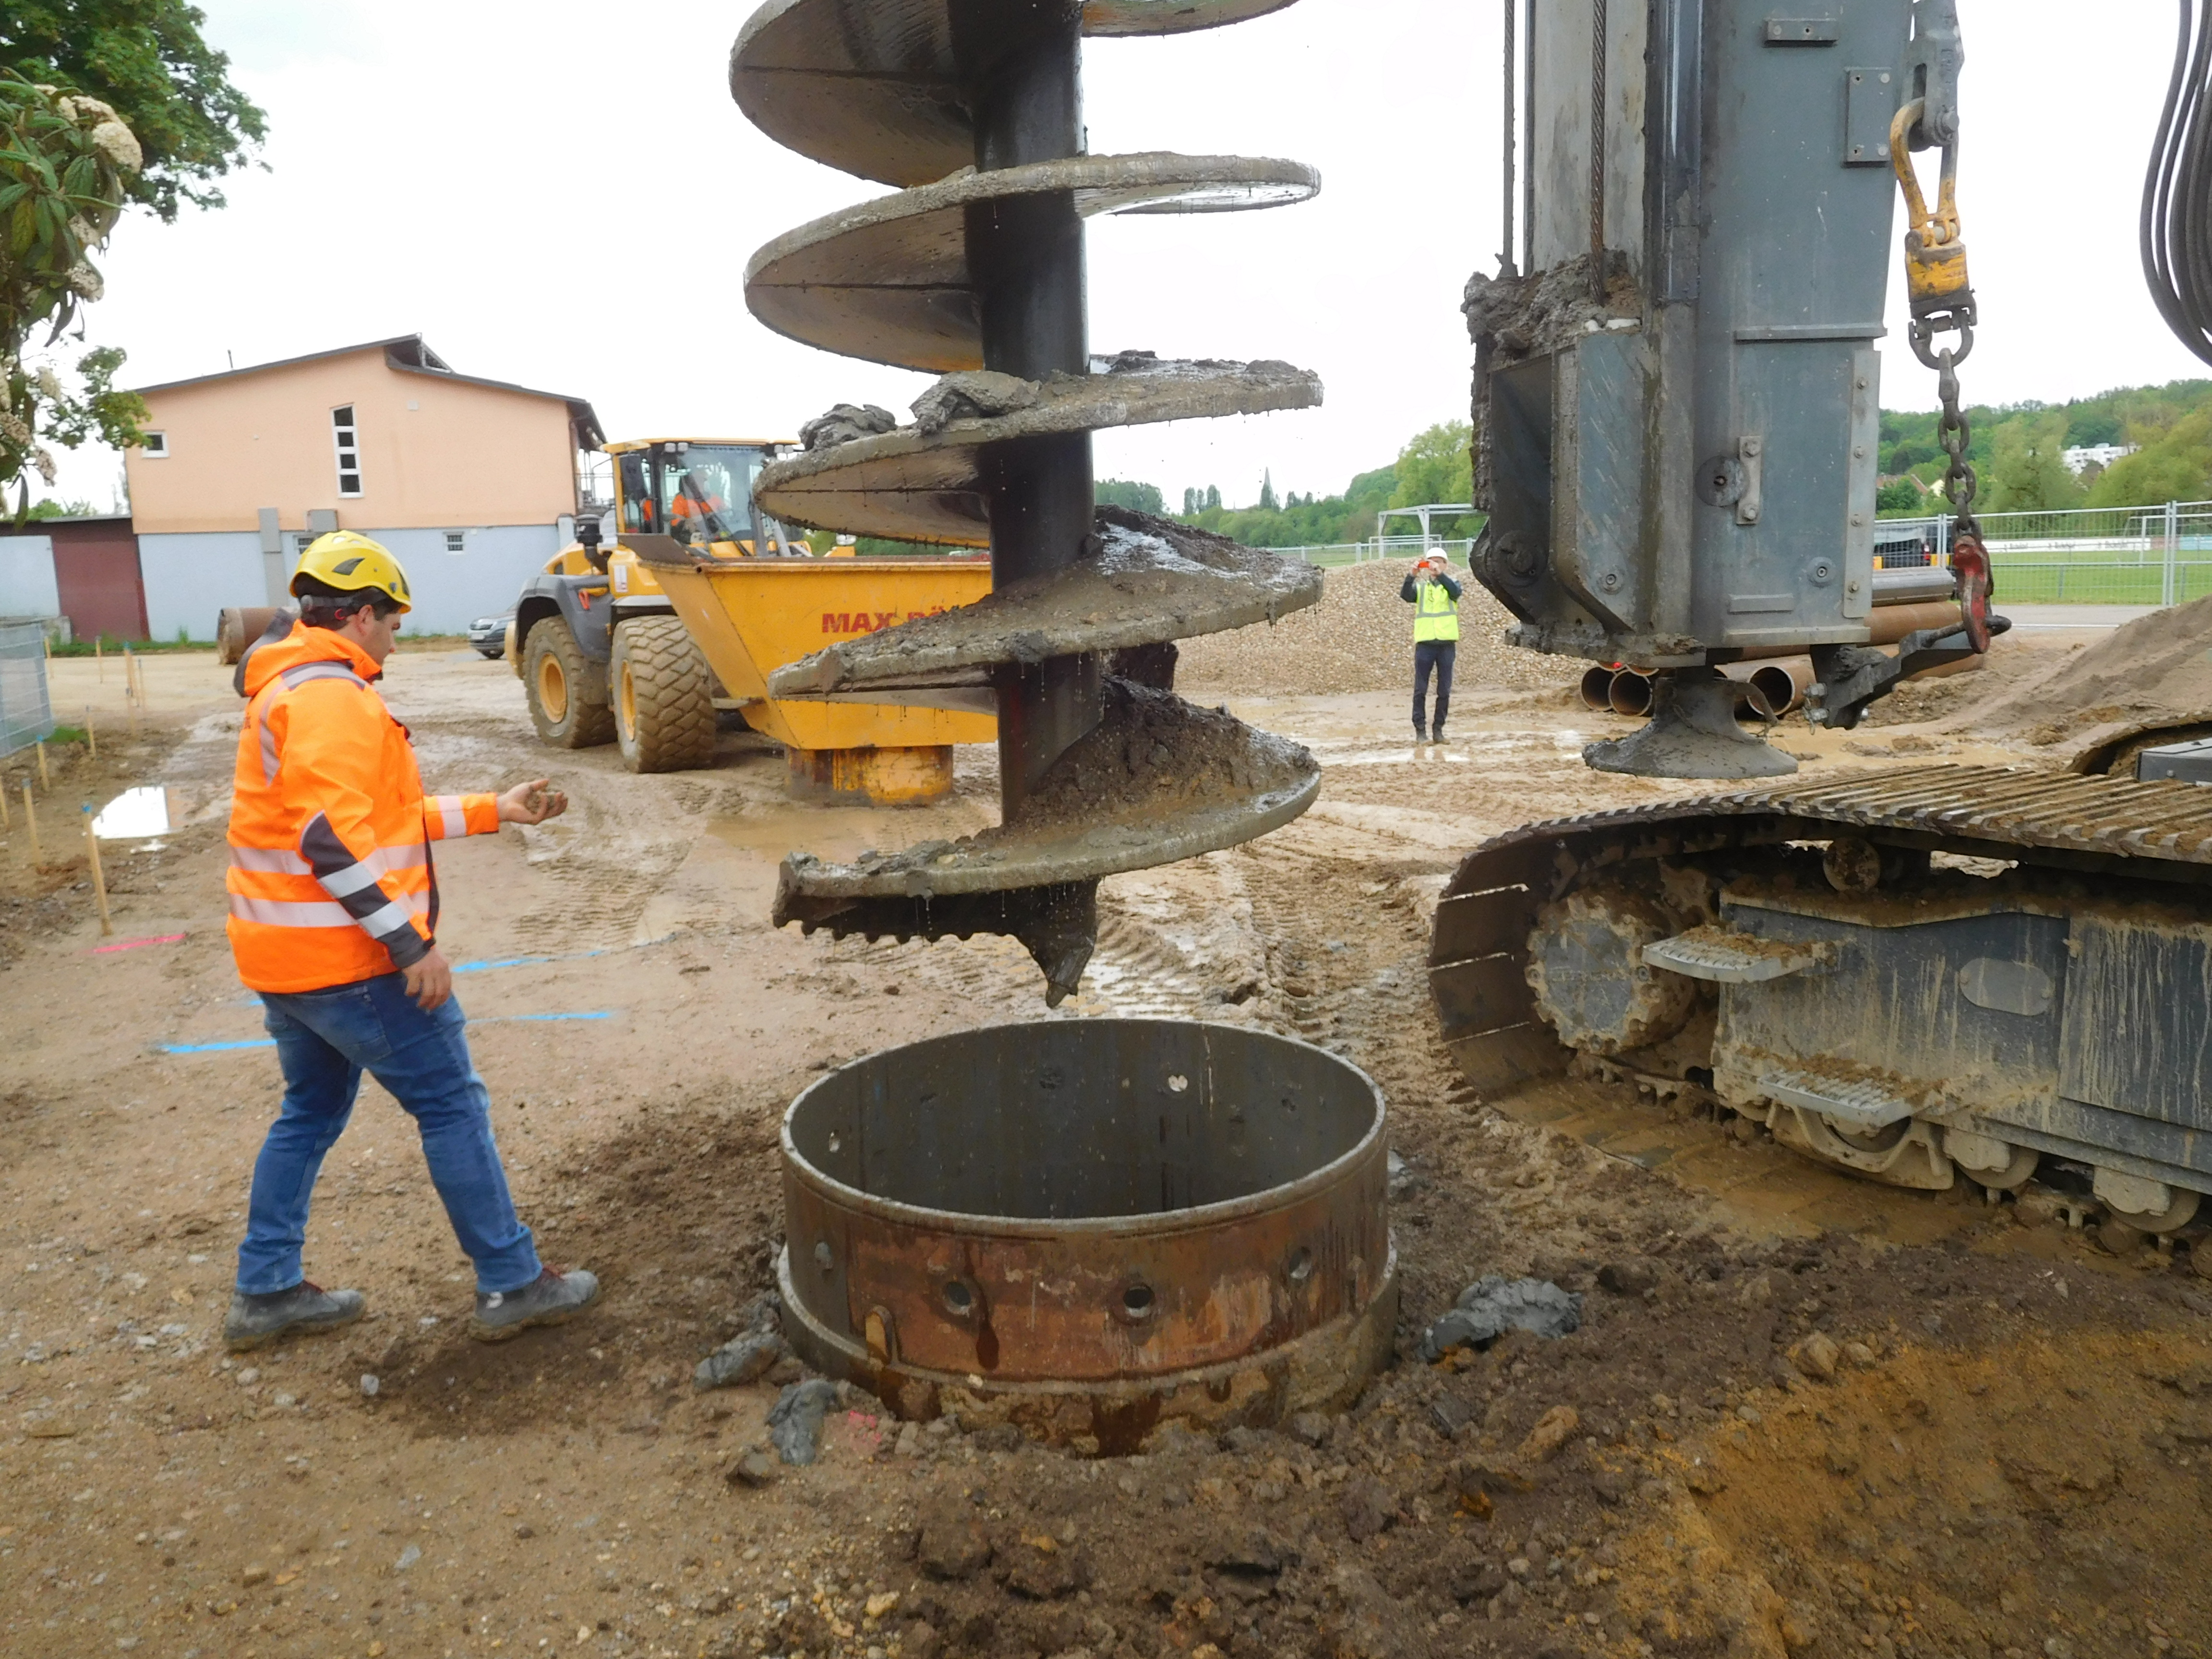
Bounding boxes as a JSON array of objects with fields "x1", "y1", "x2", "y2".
[{"x1": 776, "y1": 1019, "x2": 1396, "y2": 1449}]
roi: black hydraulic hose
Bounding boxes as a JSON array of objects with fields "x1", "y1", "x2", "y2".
[{"x1": 2143, "y1": 0, "x2": 2212, "y2": 363}]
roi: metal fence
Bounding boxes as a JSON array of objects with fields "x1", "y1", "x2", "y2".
[
  {"x1": 0, "y1": 621, "x2": 55, "y2": 756},
  {"x1": 1878, "y1": 502, "x2": 2212, "y2": 605},
  {"x1": 1274, "y1": 536, "x2": 1480, "y2": 567},
  {"x1": 1257, "y1": 504, "x2": 2212, "y2": 605}
]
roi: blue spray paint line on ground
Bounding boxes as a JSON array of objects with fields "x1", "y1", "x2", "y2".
[
  {"x1": 158, "y1": 1010, "x2": 617, "y2": 1054},
  {"x1": 472, "y1": 1011, "x2": 615, "y2": 1025},
  {"x1": 224, "y1": 948, "x2": 617, "y2": 1004},
  {"x1": 454, "y1": 949, "x2": 609, "y2": 975}
]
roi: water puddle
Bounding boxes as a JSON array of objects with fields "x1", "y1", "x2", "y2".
[{"x1": 93, "y1": 786, "x2": 185, "y2": 841}]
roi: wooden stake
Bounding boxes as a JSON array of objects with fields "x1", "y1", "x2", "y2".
[
  {"x1": 82, "y1": 806, "x2": 112, "y2": 937},
  {"x1": 1, "y1": 774, "x2": 10, "y2": 829},
  {"x1": 22, "y1": 781, "x2": 37, "y2": 866},
  {"x1": 96, "y1": 636, "x2": 103, "y2": 680},
  {"x1": 84, "y1": 710, "x2": 95, "y2": 759},
  {"x1": 36, "y1": 739, "x2": 49, "y2": 788}
]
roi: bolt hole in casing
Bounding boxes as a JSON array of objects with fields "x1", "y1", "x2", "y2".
[{"x1": 777, "y1": 1019, "x2": 1395, "y2": 1452}]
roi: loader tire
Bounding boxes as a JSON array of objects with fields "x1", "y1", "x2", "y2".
[
  {"x1": 524, "y1": 617, "x2": 614, "y2": 748},
  {"x1": 612, "y1": 617, "x2": 717, "y2": 773}
]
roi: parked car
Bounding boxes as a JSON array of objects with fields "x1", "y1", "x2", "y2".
[{"x1": 468, "y1": 611, "x2": 514, "y2": 660}]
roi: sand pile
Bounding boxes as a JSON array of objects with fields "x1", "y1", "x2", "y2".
[
  {"x1": 1964, "y1": 593, "x2": 2212, "y2": 744},
  {"x1": 1175, "y1": 557, "x2": 1580, "y2": 696}
]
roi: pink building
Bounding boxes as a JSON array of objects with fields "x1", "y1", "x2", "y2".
[{"x1": 125, "y1": 336, "x2": 602, "y2": 637}]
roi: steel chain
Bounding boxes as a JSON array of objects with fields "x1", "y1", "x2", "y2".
[{"x1": 1917, "y1": 325, "x2": 1980, "y2": 541}]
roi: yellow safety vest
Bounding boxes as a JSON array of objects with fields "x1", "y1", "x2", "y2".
[{"x1": 1414, "y1": 579, "x2": 1460, "y2": 642}]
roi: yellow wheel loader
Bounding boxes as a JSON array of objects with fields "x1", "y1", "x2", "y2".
[{"x1": 509, "y1": 437, "x2": 992, "y2": 799}]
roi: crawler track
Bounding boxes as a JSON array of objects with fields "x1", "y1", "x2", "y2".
[{"x1": 1431, "y1": 764, "x2": 2212, "y2": 1221}]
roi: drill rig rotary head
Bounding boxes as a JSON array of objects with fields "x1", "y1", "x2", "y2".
[{"x1": 1466, "y1": 0, "x2": 1992, "y2": 779}]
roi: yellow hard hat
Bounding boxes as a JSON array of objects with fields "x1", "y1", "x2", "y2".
[{"x1": 292, "y1": 530, "x2": 412, "y2": 612}]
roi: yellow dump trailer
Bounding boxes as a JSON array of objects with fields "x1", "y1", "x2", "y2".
[{"x1": 635, "y1": 539, "x2": 994, "y2": 803}]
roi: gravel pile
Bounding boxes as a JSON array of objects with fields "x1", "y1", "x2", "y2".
[{"x1": 1176, "y1": 557, "x2": 1580, "y2": 697}]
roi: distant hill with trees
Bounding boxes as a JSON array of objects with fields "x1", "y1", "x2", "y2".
[
  {"x1": 1162, "y1": 421, "x2": 1479, "y2": 548},
  {"x1": 1879, "y1": 377, "x2": 2212, "y2": 515},
  {"x1": 1100, "y1": 377, "x2": 2212, "y2": 549}
]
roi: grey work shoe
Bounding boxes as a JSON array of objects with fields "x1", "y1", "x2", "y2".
[
  {"x1": 224, "y1": 1281, "x2": 366, "y2": 1352},
  {"x1": 470, "y1": 1266, "x2": 601, "y2": 1342},
  {"x1": 1413, "y1": 725, "x2": 1429, "y2": 744}
]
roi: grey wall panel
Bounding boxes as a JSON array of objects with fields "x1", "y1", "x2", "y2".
[
  {"x1": 0, "y1": 533, "x2": 59, "y2": 620},
  {"x1": 363, "y1": 525, "x2": 562, "y2": 637},
  {"x1": 139, "y1": 531, "x2": 265, "y2": 642}
]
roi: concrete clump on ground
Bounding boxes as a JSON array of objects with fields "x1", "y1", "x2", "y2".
[
  {"x1": 766, "y1": 1377, "x2": 840, "y2": 1465},
  {"x1": 1419, "y1": 1275, "x2": 1585, "y2": 1361},
  {"x1": 694, "y1": 1290, "x2": 788, "y2": 1391}
]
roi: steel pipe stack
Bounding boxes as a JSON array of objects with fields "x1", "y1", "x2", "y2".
[{"x1": 737, "y1": 0, "x2": 1327, "y2": 1005}]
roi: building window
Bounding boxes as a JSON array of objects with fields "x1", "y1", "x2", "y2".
[
  {"x1": 445, "y1": 531, "x2": 466, "y2": 554},
  {"x1": 140, "y1": 431, "x2": 168, "y2": 457},
  {"x1": 331, "y1": 406, "x2": 362, "y2": 496}
]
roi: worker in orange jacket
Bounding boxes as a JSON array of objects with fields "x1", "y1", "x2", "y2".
[{"x1": 223, "y1": 532, "x2": 600, "y2": 1350}]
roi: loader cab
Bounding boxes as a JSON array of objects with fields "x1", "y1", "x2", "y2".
[{"x1": 608, "y1": 438, "x2": 795, "y2": 557}]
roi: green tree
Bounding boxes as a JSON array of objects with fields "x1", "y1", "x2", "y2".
[
  {"x1": 1096, "y1": 478, "x2": 1164, "y2": 514},
  {"x1": 1875, "y1": 477, "x2": 1923, "y2": 517},
  {"x1": 2086, "y1": 408, "x2": 2212, "y2": 508},
  {"x1": 0, "y1": 72, "x2": 147, "y2": 516},
  {"x1": 1981, "y1": 412, "x2": 2083, "y2": 512},
  {"x1": 1388, "y1": 421, "x2": 1474, "y2": 511},
  {"x1": 3, "y1": 2, "x2": 266, "y2": 222},
  {"x1": 2064, "y1": 409, "x2": 2124, "y2": 448}
]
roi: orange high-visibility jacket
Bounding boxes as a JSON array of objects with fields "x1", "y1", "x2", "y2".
[{"x1": 226, "y1": 623, "x2": 499, "y2": 993}]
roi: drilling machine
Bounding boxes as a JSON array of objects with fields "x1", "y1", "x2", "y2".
[
  {"x1": 1434, "y1": 1, "x2": 2212, "y2": 1243},
  {"x1": 731, "y1": 0, "x2": 1326, "y2": 1006}
]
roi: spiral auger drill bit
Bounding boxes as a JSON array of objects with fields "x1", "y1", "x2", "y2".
[{"x1": 734, "y1": 0, "x2": 1325, "y2": 1005}]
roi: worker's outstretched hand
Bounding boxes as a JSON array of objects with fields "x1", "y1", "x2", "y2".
[
  {"x1": 496, "y1": 779, "x2": 568, "y2": 825},
  {"x1": 403, "y1": 945, "x2": 453, "y2": 1012}
]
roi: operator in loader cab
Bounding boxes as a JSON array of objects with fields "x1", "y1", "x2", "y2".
[
  {"x1": 221, "y1": 532, "x2": 600, "y2": 1350},
  {"x1": 1401, "y1": 544, "x2": 1461, "y2": 745}
]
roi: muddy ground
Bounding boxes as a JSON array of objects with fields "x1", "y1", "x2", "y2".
[{"x1": 1, "y1": 621, "x2": 2208, "y2": 1659}]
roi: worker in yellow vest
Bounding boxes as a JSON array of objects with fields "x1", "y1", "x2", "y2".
[{"x1": 1400, "y1": 546, "x2": 1461, "y2": 744}]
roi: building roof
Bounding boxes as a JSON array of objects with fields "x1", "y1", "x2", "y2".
[
  {"x1": 135, "y1": 334, "x2": 605, "y2": 449},
  {"x1": 0, "y1": 513, "x2": 132, "y2": 533}
]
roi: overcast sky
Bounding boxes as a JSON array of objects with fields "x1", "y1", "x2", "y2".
[{"x1": 48, "y1": 0, "x2": 2211, "y2": 518}]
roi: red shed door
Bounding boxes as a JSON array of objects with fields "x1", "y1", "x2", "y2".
[{"x1": 54, "y1": 533, "x2": 148, "y2": 641}]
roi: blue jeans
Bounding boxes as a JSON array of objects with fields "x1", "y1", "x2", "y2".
[
  {"x1": 238, "y1": 973, "x2": 541, "y2": 1296},
  {"x1": 1413, "y1": 639, "x2": 1456, "y2": 733}
]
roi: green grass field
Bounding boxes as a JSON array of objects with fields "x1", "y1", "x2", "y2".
[{"x1": 1981, "y1": 551, "x2": 2212, "y2": 605}]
